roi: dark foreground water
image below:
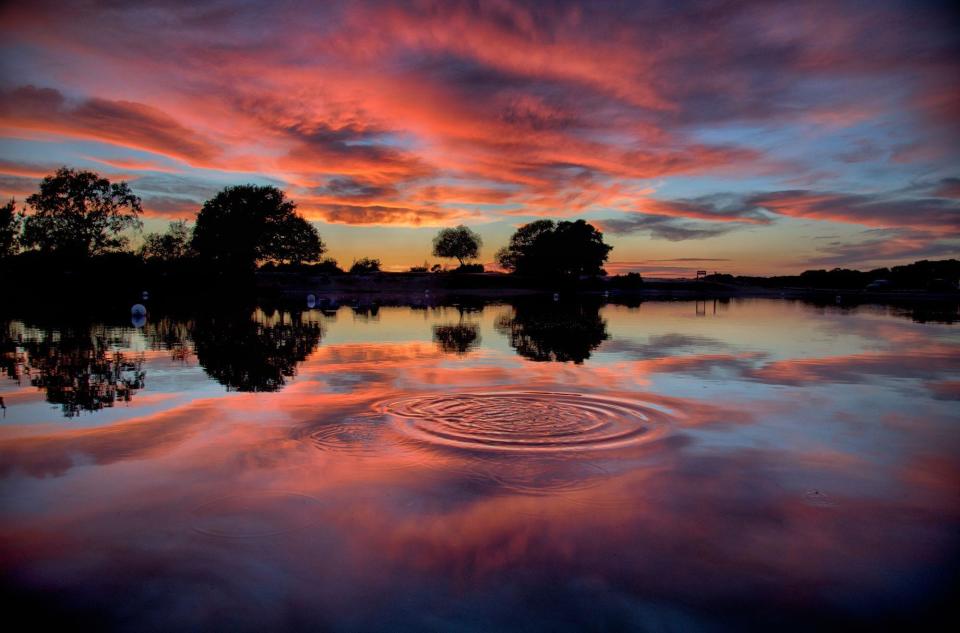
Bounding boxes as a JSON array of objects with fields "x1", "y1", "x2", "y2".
[{"x1": 1, "y1": 298, "x2": 958, "y2": 631}]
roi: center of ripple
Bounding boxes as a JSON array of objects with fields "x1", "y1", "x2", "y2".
[{"x1": 380, "y1": 391, "x2": 673, "y2": 452}]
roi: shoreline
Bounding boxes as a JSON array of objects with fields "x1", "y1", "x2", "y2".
[{"x1": 255, "y1": 272, "x2": 960, "y2": 304}]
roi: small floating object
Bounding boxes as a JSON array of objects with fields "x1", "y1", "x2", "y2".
[
  {"x1": 603, "y1": 290, "x2": 609, "y2": 298},
  {"x1": 835, "y1": 295, "x2": 842, "y2": 304},
  {"x1": 141, "y1": 290, "x2": 150, "y2": 301},
  {"x1": 131, "y1": 303, "x2": 147, "y2": 317},
  {"x1": 553, "y1": 292, "x2": 560, "y2": 301},
  {"x1": 131, "y1": 314, "x2": 147, "y2": 328},
  {"x1": 306, "y1": 294, "x2": 316, "y2": 308},
  {"x1": 803, "y1": 489, "x2": 834, "y2": 507}
]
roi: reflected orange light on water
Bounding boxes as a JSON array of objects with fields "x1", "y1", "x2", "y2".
[{"x1": 0, "y1": 299, "x2": 958, "y2": 629}]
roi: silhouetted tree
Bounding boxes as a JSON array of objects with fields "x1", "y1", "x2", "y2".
[
  {"x1": 140, "y1": 220, "x2": 192, "y2": 261},
  {"x1": 0, "y1": 199, "x2": 20, "y2": 257},
  {"x1": 20, "y1": 168, "x2": 142, "y2": 257},
  {"x1": 496, "y1": 219, "x2": 611, "y2": 278},
  {"x1": 496, "y1": 298, "x2": 608, "y2": 363},
  {"x1": 191, "y1": 185, "x2": 324, "y2": 272},
  {"x1": 350, "y1": 257, "x2": 381, "y2": 273},
  {"x1": 433, "y1": 225, "x2": 482, "y2": 267},
  {"x1": 191, "y1": 309, "x2": 323, "y2": 392}
]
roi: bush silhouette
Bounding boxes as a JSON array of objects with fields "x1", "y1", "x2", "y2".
[{"x1": 350, "y1": 258, "x2": 381, "y2": 273}]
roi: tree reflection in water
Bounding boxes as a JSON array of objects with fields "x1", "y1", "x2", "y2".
[
  {"x1": 1, "y1": 321, "x2": 145, "y2": 417},
  {"x1": 191, "y1": 308, "x2": 323, "y2": 392},
  {"x1": 432, "y1": 304, "x2": 482, "y2": 356},
  {"x1": 144, "y1": 317, "x2": 193, "y2": 362},
  {"x1": 433, "y1": 323, "x2": 480, "y2": 355},
  {"x1": 1, "y1": 307, "x2": 324, "y2": 415},
  {"x1": 496, "y1": 298, "x2": 608, "y2": 363}
]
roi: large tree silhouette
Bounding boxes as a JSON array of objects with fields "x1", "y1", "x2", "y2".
[
  {"x1": 496, "y1": 219, "x2": 611, "y2": 278},
  {"x1": 20, "y1": 168, "x2": 142, "y2": 257},
  {"x1": 191, "y1": 185, "x2": 324, "y2": 272}
]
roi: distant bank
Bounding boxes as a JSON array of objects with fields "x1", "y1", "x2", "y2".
[{"x1": 253, "y1": 262, "x2": 960, "y2": 305}]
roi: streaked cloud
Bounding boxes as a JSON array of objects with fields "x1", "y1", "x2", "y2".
[{"x1": 0, "y1": 0, "x2": 958, "y2": 269}]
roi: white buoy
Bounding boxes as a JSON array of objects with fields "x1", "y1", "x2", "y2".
[
  {"x1": 131, "y1": 303, "x2": 147, "y2": 317},
  {"x1": 553, "y1": 292, "x2": 560, "y2": 301},
  {"x1": 131, "y1": 314, "x2": 146, "y2": 328},
  {"x1": 307, "y1": 293, "x2": 316, "y2": 308},
  {"x1": 141, "y1": 290, "x2": 149, "y2": 301}
]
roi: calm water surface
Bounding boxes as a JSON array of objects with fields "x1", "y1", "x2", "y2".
[{"x1": 1, "y1": 298, "x2": 958, "y2": 630}]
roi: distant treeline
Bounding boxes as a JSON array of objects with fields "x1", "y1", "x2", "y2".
[
  {"x1": 0, "y1": 167, "x2": 615, "y2": 293},
  {"x1": 706, "y1": 259, "x2": 960, "y2": 291},
  {"x1": 2, "y1": 167, "x2": 955, "y2": 297}
]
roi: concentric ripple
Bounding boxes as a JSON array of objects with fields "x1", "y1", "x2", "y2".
[
  {"x1": 308, "y1": 418, "x2": 386, "y2": 455},
  {"x1": 379, "y1": 391, "x2": 674, "y2": 453}
]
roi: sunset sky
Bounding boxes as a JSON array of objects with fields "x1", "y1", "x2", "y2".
[{"x1": 1, "y1": 0, "x2": 957, "y2": 275}]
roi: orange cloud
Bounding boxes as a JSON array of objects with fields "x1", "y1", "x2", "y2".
[{"x1": 0, "y1": 86, "x2": 220, "y2": 165}]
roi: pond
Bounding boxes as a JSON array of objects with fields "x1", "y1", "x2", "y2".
[{"x1": 1, "y1": 298, "x2": 958, "y2": 630}]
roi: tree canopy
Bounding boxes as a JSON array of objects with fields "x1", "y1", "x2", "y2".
[
  {"x1": 191, "y1": 185, "x2": 324, "y2": 272},
  {"x1": 496, "y1": 219, "x2": 611, "y2": 278},
  {"x1": 21, "y1": 167, "x2": 142, "y2": 257},
  {"x1": 433, "y1": 225, "x2": 482, "y2": 267}
]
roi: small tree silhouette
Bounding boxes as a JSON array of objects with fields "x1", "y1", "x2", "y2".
[{"x1": 433, "y1": 225, "x2": 482, "y2": 268}]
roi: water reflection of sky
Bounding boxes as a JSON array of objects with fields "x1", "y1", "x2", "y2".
[{"x1": 1, "y1": 299, "x2": 958, "y2": 630}]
